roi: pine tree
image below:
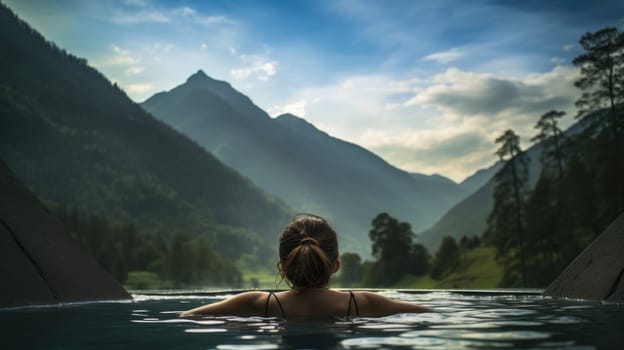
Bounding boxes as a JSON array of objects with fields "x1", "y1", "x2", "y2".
[
  {"x1": 573, "y1": 27, "x2": 624, "y2": 212},
  {"x1": 485, "y1": 130, "x2": 530, "y2": 287},
  {"x1": 532, "y1": 110, "x2": 566, "y2": 179}
]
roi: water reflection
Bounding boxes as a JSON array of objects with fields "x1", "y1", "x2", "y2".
[{"x1": 122, "y1": 291, "x2": 621, "y2": 349}]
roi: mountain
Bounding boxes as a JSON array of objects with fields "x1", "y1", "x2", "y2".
[
  {"x1": 415, "y1": 115, "x2": 595, "y2": 251},
  {"x1": 458, "y1": 162, "x2": 503, "y2": 195},
  {"x1": 410, "y1": 173, "x2": 469, "y2": 207},
  {"x1": 142, "y1": 74, "x2": 467, "y2": 254},
  {"x1": 0, "y1": 4, "x2": 292, "y2": 263}
]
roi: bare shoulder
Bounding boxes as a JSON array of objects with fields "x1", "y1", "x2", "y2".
[
  {"x1": 351, "y1": 291, "x2": 434, "y2": 316},
  {"x1": 228, "y1": 291, "x2": 268, "y2": 303},
  {"x1": 352, "y1": 290, "x2": 388, "y2": 301},
  {"x1": 180, "y1": 291, "x2": 269, "y2": 317}
]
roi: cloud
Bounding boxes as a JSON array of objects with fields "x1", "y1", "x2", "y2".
[
  {"x1": 113, "y1": 10, "x2": 171, "y2": 23},
  {"x1": 171, "y1": 5, "x2": 232, "y2": 26},
  {"x1": 176, "y1": 6, "x2": 197, "y2": 16},
  {"x1": 231, "y1": 55, "x2": 277, "y2": 81},
  {"x1": 112, "y1": 4, "x2": 231, "y2": 26},
  {"x1": 125, "y1": 83, "x2": 153, "y2": 95},
  {"x1": 406, "y1": 66, "x2": 578, "y2": 122},
  {"x1": 378, "y1": 65, "x2": 580, "y2": 180},
  {"x1": 423, "y1": 48, "x2": 464, "y2": 63},
  {"x1": 124, "y1": 66, "x2": 144, "y2": 75},
  {"x1": 102, "y1": 45, "x2": 140, "y2": 66},
  {"x1": 356, "y1": 119, "x2": 496, "y2": 181},
  {"x1": 563, "y1": 44, "x2": 576, "y2": 52},
  {"x1": 197, "y1": 15, "x2": 232, "y2": 26},
  {"x1": 109, "y1": 56, "x2": 139, "y2": 65},
  {"x1": 280, "y1": 66, "x2": 580, "y2": 181},
  {"x1": 280, "y1": 74, "x2": 420, "y2": 127},
  {"x1": 268, "y1": 100, "x2": 309, "y2": 117},
  {"x1": 369, "y1": 132, "x2": 493, "y2": 181}
]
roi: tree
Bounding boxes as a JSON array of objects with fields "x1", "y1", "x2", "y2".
[
  {"x1": 409, "y1": 244, "x2": 430, "y2": 276},
  {"x1": 369, "y1": 213, "x2": 414, "y2": 262},
  {"x1": 524, "y1": 174, "x2": 561, "y2": 286},
  {"x1": 532, "y1": 110, "x2": 566, "y2": 179},
  {"x1": 573, "y1": 27, "x2": 624, "y2": 212},
  {"x1": 526, "y1": 111, "x2": 570, "y2": 286},
  {"x1": 367, "y1": 213, "x2": 414, "y2": 286},
  {"x1": 484, "y1": 129, "x2": 530, "y2": 287},
  {"x1": 170, "y1": 231, "x2": 195, "y2": 287},
  {"x1": 339, "y1": 252, "x2": 363, "y2": 287},
  {"x1": 430, "y1": 236, "x2": 460, "y2": 280}
]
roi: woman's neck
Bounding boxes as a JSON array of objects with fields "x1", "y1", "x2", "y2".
[{"x1": 291, "y1": 286, "x2": 330, "y2": 294}]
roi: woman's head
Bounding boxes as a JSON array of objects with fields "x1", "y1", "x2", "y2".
[{"x1": 278, "y1": 214, "x2": 339, "y2": 289}]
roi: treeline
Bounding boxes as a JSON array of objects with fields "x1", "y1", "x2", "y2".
[
  {"x1": 484, "y1": 27, "x2": 624, "y2": 287},
  {"x1": 338, "y1": 212, "x2": 479, "y2": 287},
  {"x1": 54, "y1": 206, "x2": 242, "y2": 289}
]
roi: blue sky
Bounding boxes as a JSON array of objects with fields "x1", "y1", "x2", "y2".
[{"x1": 5, "y1": 0, "x2": 624, "y2": 181}]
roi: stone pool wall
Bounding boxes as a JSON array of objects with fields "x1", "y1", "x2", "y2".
[
  {"x1": 544, "y1": 213, "x2": 624, "y2": 302},
  {"x1": 0, "y1": 160, "x2": 130, "y2": 308}
]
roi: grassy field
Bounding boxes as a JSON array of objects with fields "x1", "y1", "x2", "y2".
[{"x1": 393, "y1": 247, "x2": 502, "y2": 289}]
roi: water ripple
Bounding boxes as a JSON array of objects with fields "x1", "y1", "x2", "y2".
[{"x1": 122, "y1": 291, "x2": 622, "y2": 349}]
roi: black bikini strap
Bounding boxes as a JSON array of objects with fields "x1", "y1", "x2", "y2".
[
  {"x1": 347, "y1": 291, "x2": 360, "y2": 317},
  {"x1": 264, "y1": 292, "x2": 286, "y2": 318},
  {"x1": 264, "y1": 292, "x2": 272, "y2": 316}
]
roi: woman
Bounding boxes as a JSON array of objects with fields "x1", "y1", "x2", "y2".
[{"x1": 181, "y1": 214, "x2": 433, "y2": 318}]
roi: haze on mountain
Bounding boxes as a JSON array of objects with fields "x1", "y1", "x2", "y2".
[
  {"x1": 416, "y1": 117, "x2": 594, "y2": 251},
  {"x1": 142, "y1": 71, "x2": 485, "y2": 253},
  {"x1": 0, "y1": 4, "x2": 292, "y2": 267}
]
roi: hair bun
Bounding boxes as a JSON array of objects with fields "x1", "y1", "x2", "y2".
[{"x1": 300, "y1": 237, "x2": 320, "y2": 247}]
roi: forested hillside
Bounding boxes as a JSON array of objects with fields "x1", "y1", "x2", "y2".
[
  {"x1": 416, "y1": 117, "x2": 589, "y2": 251},
  {"x1": 0, "y1": 4, "x2": 292, "y2": 285},
  {"x1": 420, "y1": 27, "x2": 624, "y2": 288}
]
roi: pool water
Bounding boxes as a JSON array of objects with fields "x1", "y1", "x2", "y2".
[{"x1": 1, "y1": 290, "x2": 623, "y2": 349}]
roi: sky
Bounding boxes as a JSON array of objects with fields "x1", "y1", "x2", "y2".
[{"x1": 5, "y1": 0, "x2": 624, "y2": 182}]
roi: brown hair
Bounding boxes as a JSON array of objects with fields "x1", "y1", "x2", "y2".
[{"x1": 277, "y1": 214, "x2": 339, "y2": 289}]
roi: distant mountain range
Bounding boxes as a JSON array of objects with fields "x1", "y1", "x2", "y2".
[
  {"x1": 142, "y1": 71, "x2": 480, "y2": 253},
  {"x1": 0, "y1": 4, "x2": 291, "y2": 263}
]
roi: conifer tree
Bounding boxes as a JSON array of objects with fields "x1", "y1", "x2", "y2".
[
  {"x1": 573, "y1": 27, "x2": 624, "y2": 212},
  {"x1": 485, "y1": 130, "x2": 530, "y2": 287},
  {"x1": 532, "y1": 110, "x2": 566, "y2": 179}
]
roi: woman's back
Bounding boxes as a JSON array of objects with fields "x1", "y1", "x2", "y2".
[
  {"x1": 181, "y1": 289, "x2": 432, "y2": 318},
  {"x1": 264, "y1": 289, "x2": 359, "y2": 318}
]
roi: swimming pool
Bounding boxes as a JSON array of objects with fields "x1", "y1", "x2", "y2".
[{"x1": 2, "y1": 290, "x2": 623, "y2": 349}]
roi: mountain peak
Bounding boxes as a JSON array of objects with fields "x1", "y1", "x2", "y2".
[
  {"x1": 185, "y1": 70, "x2": 233, "y2": 89},
  {"x1": 186, "y1": 69, "x2": 210, "y2": 83}
]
